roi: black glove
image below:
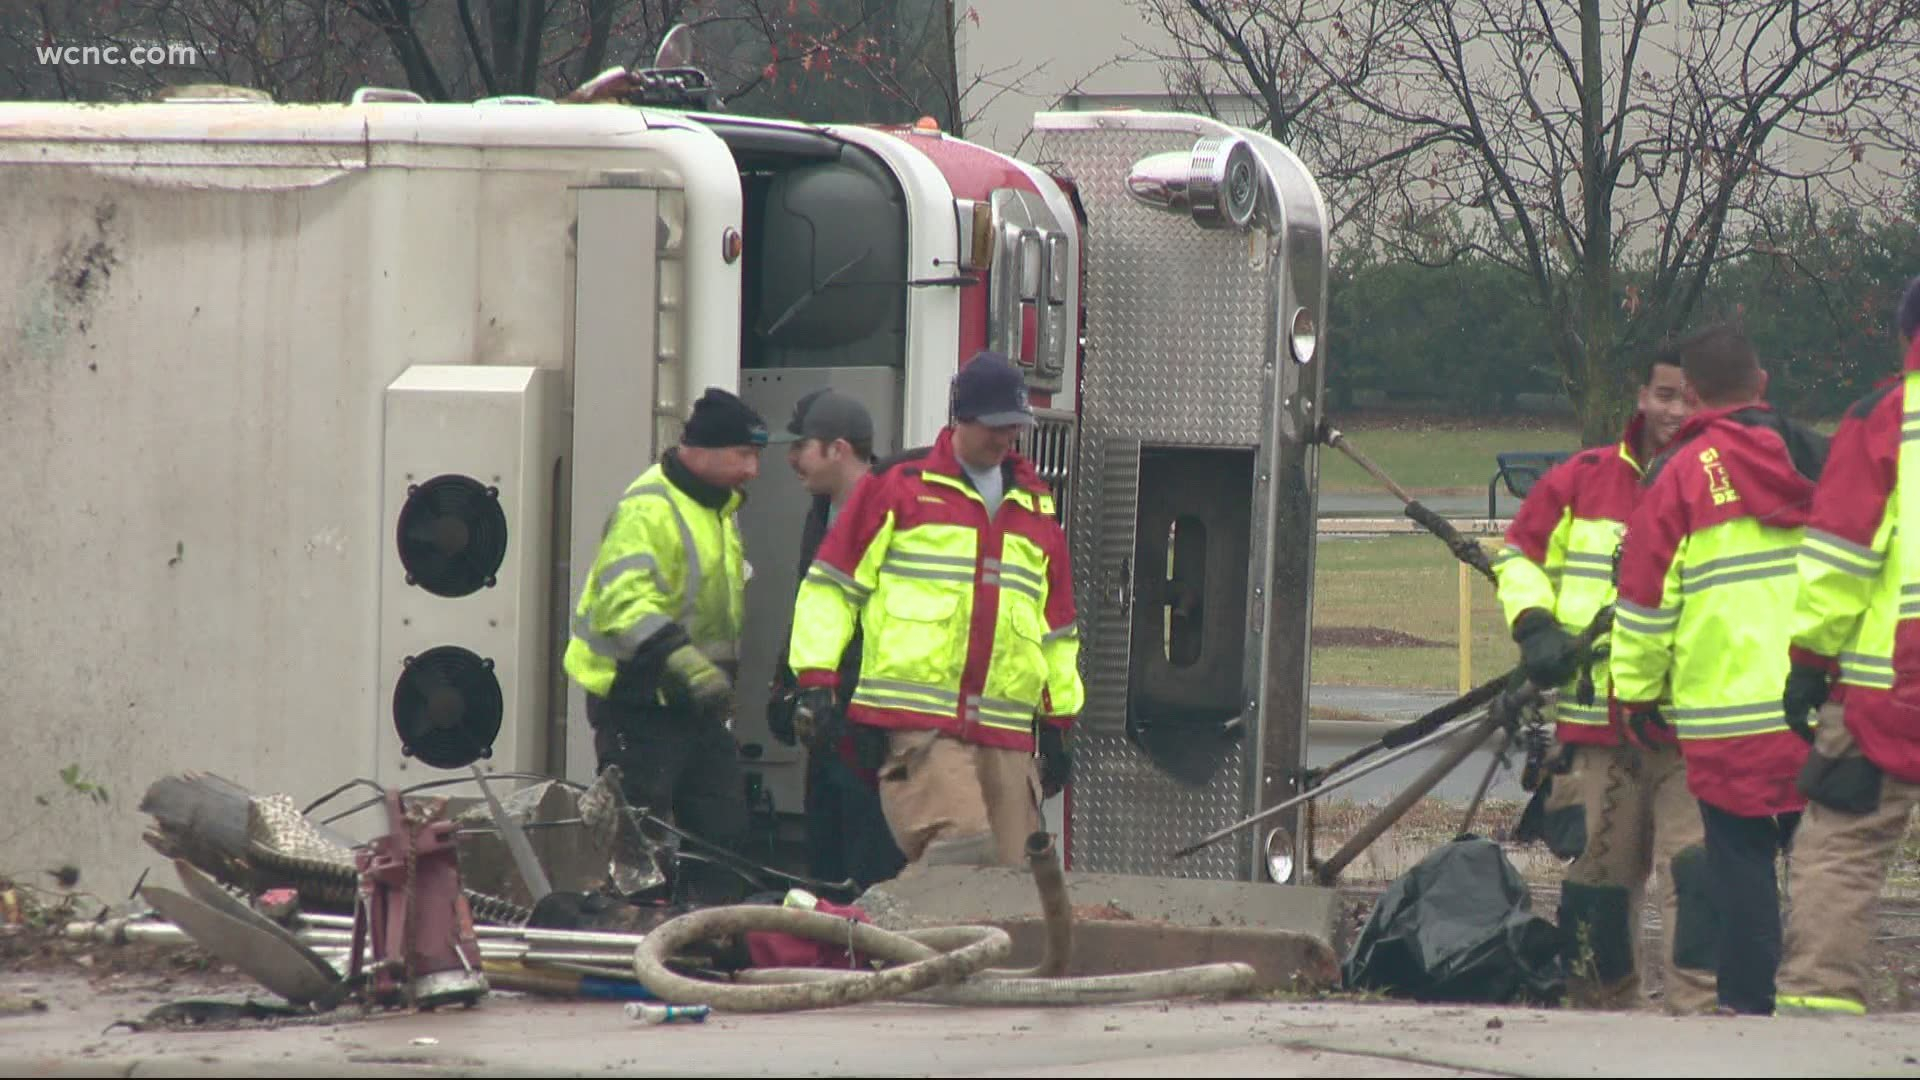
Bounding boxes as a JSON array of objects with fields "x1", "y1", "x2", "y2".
[
  {"x1": 1038, "y1": 726, "x2": 1072, "y2": 799},
  {"x1": 1624, "y1": 705, "x2": 1670, "y2": 750},
  {"x1": 1783, "y1": 663, "x2": 1832, "y2": 745},
  {"x1": 852, "y1": 723, "x2": 890, "y2": 772},
  {"x1": 1513, "y1": 608, "x2": 1581, "y2": 690},
  {"x1": 791, "y1": 686, "x2": 844, "y2": 751},
  {"x1": 766, "y1": 688, "x2": 798, "y2": 747}
]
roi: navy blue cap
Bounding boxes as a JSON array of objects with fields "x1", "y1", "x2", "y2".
[{"x1": 950, "y1": 350, "x2": 1035, "y2": 428}]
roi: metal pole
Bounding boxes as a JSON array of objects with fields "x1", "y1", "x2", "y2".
[
  {"x1": 1456, "y1": 727, "x2": 1515, "y2": 838},
  {"x1": 1171, "y1": 706, "x2": 1497, "y2": 859},
  {"x1": 1312, "y1": 712, "x2": 1504, "y2": 885},
  {"x1": 470, "y1": 764, "x2": 554, "y2": 903},
  {"x1": 1458, "y1": 562, "x2": 1472, "y2": 695}
]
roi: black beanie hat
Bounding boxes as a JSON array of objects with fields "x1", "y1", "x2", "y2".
[{"x1": 682, "y1": 387, "x2": 769, "y2": 449}]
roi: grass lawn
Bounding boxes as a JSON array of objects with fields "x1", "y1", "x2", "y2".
[
  {"x1": 1317, "y1": 411, "x2": 1844, "y2": 498},
  {"x1": 1310, "y1": 533, "x2": 1515, "y2": 691},
  {"x1": 1319, "y1": 419, "x2": 1577, "y2": 496}
]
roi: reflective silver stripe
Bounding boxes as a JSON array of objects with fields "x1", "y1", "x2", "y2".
[
  {"x1": 857, "y1": 677, "x2": 960, "y2": 706},
  {"x1": 969, "y1": 693, "x2": 1033, "y2": 722},
  {"x1": 889, "y1": 551, "x2": 976, "y2": 569},
  {"x1": 881, "y1": 562, "x2": 974, "y2": 584},
  {"x1": 1679, "y1": 560, "x2": 1797, "y2": 595},
  {"x1": 1614, "y1": 599, "x2": 1679, "y2": 634},
  {"x1": 1666, "y1": 700, "x2": 1789, "y2": 738},
  {"x1": 1681, "y1": 549, "x2": 1796, "y2": 583},
  {"x1": 1044, "y1": 623, "x2": 1079, "y2": 642},
  {"x1": 621, "y1": 484, "x2": 700, "y2": 624},
  {"x1": 1801, "y1": 545, "x2": 1881, "y2": 578},
  {"x1": 853, "y1": 689, "x2": 956, "y2": 715},
  {"x1": 1901, "y1": 603, "x2": 1920, "y2": 619},
  {"x1": 1841, "y1": 651, "x2": 1896, "y2": 688},
  {"x1": 985, "y1": 573, "x2": 1044, "y2": 602},
  {"x1": 807, "y1": 562, "x2": 871, "y2": 598},
  {"x1": 599, "y1": 552, "x2": 664, "y2": 591},
  {"x1": 1564, "y1": 552, "x2": 1612, "y2": 567},
  {"x1": 1562, "y1": 566, "x2": 1613, "y2": 581},
  {"x1": 1901, "y1": 583, "x2": 1920, "y2": 597},
  {"x1": 571, "y1": 611, "x2": 673, "y2": 661},
  {"x1": 1841, "y1": 651, "x2": 1893, "y2": 671},
  {"x1": 1557, "y1": 703, "x2": 1609, "y2": 723},
  {"x1": 1805, "y1": 528, "x2": 1884, "y2": 566},
  {"x1": 992, "y1": 561, "x2": 1047, "y2": 589}
]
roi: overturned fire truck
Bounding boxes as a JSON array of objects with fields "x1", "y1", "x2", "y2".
[{"x1": 0, "y1": 58, "x2": 1330, "y2": 897}]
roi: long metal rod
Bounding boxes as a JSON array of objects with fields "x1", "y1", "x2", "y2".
[
  {"x1": 298, "y1": 912, "x2": 646, "y2": 949},
  {"x1": 1457, "y1": 728, "x2": 1515, "y2": 838},
  {"x1": 1313, "y1": 713, "x2": 1504, "y2": 885},
  {"x1": 1170, "y1": 706, "x2": 1498, "y2": 859},
  {"x1": 1311, "y1": 670, "x2": 1514, "y2": 782},
  {"x1": 471, "y1": 764, "x2": 554, "y2": 903},
  {"x1": 1319, "y1": 424, "x2": 1497, "y2": 583}
]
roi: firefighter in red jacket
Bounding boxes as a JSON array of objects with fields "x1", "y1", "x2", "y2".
[
  {"x1": 1494, "y1": 349, "x2": 1707, "y2": 1010},
  {"x1": 1775, "y1": 276, "x2": 1920, "y2": 1015},
  {"x1": 1611, "y1": 322, "x2": 1827, "y2": 1016},
  {"x1": 785, "y1": 352, "x2": 1083, "y2": 867}
]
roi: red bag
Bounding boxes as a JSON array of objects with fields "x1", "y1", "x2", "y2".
[{"x1": 744, "y1": 896, "x2": 874, "y2": 970}]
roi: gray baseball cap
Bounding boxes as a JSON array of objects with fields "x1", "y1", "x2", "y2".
[{"x1": 768, "y1": 388, "x2": 874, "y2": 446}]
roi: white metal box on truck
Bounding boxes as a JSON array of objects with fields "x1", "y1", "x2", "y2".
[{"x1": 0, "y1": 100, "x2": 739, "y2": 900}]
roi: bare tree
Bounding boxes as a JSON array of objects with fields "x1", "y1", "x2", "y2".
[
  {"x1": 2, "y1": 0, "x2": 964, "y2": 120},
  {"x1": 1147, "y1": 0, "x2": 1920, "y2": 443}
]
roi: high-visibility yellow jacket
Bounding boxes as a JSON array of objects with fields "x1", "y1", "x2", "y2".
[
  {"x1": 1611, "y1": 404, "x2": 1826, "y2": 816},
  {"x1": 563, "y1": 454, "x2": 746, "y2": 706},
  {"x1": 1492, "y1": 415, "x2": 1650, "y2": 745},
  {"x1": 1791, "y1": 343, "x2": 1920, "y2": 784},
  {"x1": 787, "y1": 427, "x2": 1083, "y2": 751}
]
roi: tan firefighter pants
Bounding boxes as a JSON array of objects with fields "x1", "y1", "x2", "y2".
[
  {"x1": 876, "y1": 728, "x2": 1042, "y2": 868},
  {"x1": 1561, "y1": 742, "x2": 1718, "y2": 1014},
  {"x1": 1777, "y1": 704, "x2": 1920, "y2": 1015}
]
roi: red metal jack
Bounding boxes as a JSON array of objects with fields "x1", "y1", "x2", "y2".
[{"x1": 350, "y1": 788, "x2": 489, "y2": 1008}]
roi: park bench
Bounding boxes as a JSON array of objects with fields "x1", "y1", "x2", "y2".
[{"x1": 1487, "y1": 450, "x2": 1573, "y2": 519}]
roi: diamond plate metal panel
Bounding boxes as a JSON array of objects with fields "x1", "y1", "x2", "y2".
[{"x1": 1042, "y1": 119, "x2": 1282, "y2": 881}]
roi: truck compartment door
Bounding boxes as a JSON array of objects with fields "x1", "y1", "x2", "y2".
[{"x1": 1033, "y1": 113, "x2": 1330, "y2": 882}]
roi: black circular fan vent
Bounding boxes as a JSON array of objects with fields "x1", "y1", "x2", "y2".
[
  {"x1": 392, "y1": 646, "x2": 504, "y2": 769},
  {"x1": 396, "y1": 475, "x2": 509, "y2": 598}
]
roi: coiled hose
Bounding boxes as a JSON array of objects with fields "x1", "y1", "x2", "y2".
[{"x1": 630, "y1": 830, "x2": 1258, "y2": 1012}]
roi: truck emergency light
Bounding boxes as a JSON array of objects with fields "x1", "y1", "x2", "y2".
[{"x1": 1124, "y1": 135, "x2": 1263, "y2": 231}]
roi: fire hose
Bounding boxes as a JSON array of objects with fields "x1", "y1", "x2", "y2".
[{"x1": 629, "y1": 832, "x2": 1257, "y2": 1011}]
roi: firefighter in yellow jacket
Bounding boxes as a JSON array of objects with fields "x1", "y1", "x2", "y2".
[
  {"x1": 786, "y1": 352, "x2": 1084, "y2": 867},
  {"x1": 1492, "y1": 350, "x2": 1708, "y2": 1011},
  {"x1": 563, "y1": 387, "x2": 767, "y2": 903},
  {"x1": 1776, "y1": 276, "x2": 1920, "y2": 1015},
  {"x1": 1611, "y1": 323, "x2": 1826, "y2": 1016}
]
